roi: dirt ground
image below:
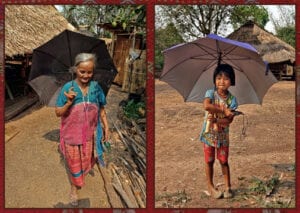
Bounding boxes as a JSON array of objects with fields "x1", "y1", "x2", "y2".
[
  {"x1": 5, "y1": 84, "x2": 128, "y2": 208},
  {"x1": 155, "y1": 79, "x2": 295, "y2": 208}
]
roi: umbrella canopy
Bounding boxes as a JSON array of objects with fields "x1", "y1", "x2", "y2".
[
  {"x1": 28, "y1": 30, "x2": 117, "y2": 106},
  {"x1": 160, "y1": 34, "x2": 277, "y2": 105}
]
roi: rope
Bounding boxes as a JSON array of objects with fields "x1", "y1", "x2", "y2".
[{"x1": 233, "y1": 110, "x2": 248, "y2": 140}]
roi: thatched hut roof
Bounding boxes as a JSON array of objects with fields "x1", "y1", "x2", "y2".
[
  {"x1": 227, "y1": 21, "x2": 295, "y2": 64},
  {"x1": 5, "y1": 5, "x2": 76, "y2": 57}
]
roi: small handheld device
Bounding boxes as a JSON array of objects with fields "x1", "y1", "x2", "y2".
[{"x1": 103, "y1": 141, "x2": 111, "y2": 153}]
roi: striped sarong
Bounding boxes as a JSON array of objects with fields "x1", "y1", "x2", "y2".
[{"x1": 64, "y1": 140, "x2": 95, "y2": 187}]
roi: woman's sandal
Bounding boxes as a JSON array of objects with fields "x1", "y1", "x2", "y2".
[
  {"x1": 223, "y1": 189, "x2": 234, "y2": 198},
  {"x1": 210, "y1": 188, "x2": 223, "y2": 199},
  {"x1": 69, "y1": 191, "x2": 79, "y2": 206}
]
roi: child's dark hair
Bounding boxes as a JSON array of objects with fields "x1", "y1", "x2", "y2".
[{"x1": 213, "y1": 64, "x2": 235, "y2": 86}]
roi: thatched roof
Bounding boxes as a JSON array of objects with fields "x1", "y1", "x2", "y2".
[
  {"x1": 5, "y1": 5, "x2": 76, "y2": 57},
  {"x1": 227, "y1": 21, "x2": 295, "y2": 64}
]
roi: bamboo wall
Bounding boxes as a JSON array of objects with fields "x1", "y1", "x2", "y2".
[{"x1": 122, "y1": 49, "x2": 146, "y2": 94}]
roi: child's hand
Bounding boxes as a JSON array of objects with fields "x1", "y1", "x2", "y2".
[
  {"x1": 224, "y1": 107, "x2": 234, "y2": 118},
  {"x1": 207, "y1": 113, "x2": 214, "y2": 121},
  {"x1": 64, "y1": 87, "x2": 77, "y2": 104}
]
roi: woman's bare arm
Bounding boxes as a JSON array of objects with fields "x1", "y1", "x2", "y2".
[
  {"x1": 55, "y1": 88, "x2": 77, "y2": 117},
  {"x1": 100, "y1": 106, "x2": 110, "y2": 141},
  {"x1": 55, "y1": 102, "x2": 72, "y2": 117}
]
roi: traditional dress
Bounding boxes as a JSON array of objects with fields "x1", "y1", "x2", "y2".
[
  {"x1": 56, "y1": 80, "x2": 106, "y2": 186},
  {"x1": 199, "y1": 89, "x2": 238, "y2": 163}
]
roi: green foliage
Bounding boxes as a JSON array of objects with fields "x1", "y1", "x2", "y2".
[
  {"x1": 123, "y1": 100, "x2": 145, "y2": 119},
  {"x1": 155, "y1": 23, "x2": 185, "y2": 69},
  {"x1": 276, "y1": 26, "x2": 295, "y2": 47},
  {"x1": 249, "y1": 174, "x2": 280, "y2": 196},
  {"x1": 105, "y1": 5, "x2": 145, "y2": 32},
  {"x1": 59, "y1": 5, "x2": 145, "y2": 37},
  {"x1": 155, "y1": 190, "x2": 191, "y2": 208},
  {"x1": 157, "y1": 5, "x2": 233, "y2": 41},
  {"x1": 230, "y1": 5, "x2": 269, "y2": 30}
]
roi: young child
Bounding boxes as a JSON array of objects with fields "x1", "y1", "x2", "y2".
[{"x1": 199, "y1": 64, "x2": 238, "y2": 199}]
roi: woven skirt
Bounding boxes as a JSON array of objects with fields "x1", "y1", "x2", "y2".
[{"x1": 64, "y1": 140, "x2": 95, "y2": 187}]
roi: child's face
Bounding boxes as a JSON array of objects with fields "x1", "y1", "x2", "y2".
[{"x1": 215, "y1": 72, "x2": 231, "y2": 91}]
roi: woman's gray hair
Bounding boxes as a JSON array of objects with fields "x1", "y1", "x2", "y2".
[
  {"x1": 75, "y1": 53, "x2": 97, "y2": 67},
  {"x1": 69, "y1": 53, "x2": 97, "y2": 73}
]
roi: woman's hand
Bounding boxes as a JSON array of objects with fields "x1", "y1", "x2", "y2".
[
  {"x1": 102, "y1": 127, "x2": 110, "y2": 142},
  {"x1": 64, "y1": 87, "x2": 77, "y2": 104},
  {"x1": 55, "y1": 87, "x2": 77, "y2": 117}
]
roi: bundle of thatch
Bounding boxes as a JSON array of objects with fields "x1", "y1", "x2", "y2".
[
  {"x1": 5, "y1": 5, "x2": 76, "y2": 57},
  {"x1": 227, "y1": 21, "x2": 295, "y2": 64}
]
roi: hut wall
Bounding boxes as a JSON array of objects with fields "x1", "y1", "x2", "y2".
[
  {"x1": 122, "y1": 49, "x2": 146, "y2": 93},
  {"x1": 112, "y1": 34, "x2": 141, "y2": 85},
  {"x1": 269, "y1": 62, "x2": 294, "y2": 80}
]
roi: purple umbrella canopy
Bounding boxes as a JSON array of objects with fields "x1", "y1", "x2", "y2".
[{"x1": 160, "y1": 34, "x2": 277, "y2": 105}]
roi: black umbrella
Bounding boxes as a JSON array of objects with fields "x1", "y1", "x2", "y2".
[{"x1": 28, "y1": 30, "x2": 118, "y2": 106}]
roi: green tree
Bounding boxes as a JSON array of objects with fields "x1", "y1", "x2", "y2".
[
  {"x1": 230, "y1": 5, "x2": 269, "y2": 30},
  {"x1": 59, "y1": 5, "x2": 145, "y2": 37},
  {"x1": 155, "y1": 23, "x2": 185, "y2": 69},
  {"x1": 269, "y1": 6, "x2": 295, "y2": 47},
  {"x1": 104, "y1": 5, "x2": 145, "y2": 32},
  {"x1": 276, "y1": 26, "x2": 295, "y2": 47},
  {"x1": 157, "y1": 5, "x2": 233, "y2": 41},
  {"x1": 60, "y1": 5, "x2": 78, "y2": 28}
]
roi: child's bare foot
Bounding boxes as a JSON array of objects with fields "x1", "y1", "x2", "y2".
[
  {"x1": 209, "y1": 188, "x2": 223, "y2": 199},
  {"x1": 224, "y1": 189, "x2": 234, "y2": 198}
]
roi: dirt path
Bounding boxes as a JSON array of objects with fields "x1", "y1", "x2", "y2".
[
  {"x1": 5, "y1": 84, "x2": 128, "y2": 208},
  {"x1": 155, "y1": 80, "x2": 295, "y2": 208}
]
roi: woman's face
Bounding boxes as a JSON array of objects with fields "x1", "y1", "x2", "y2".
[
  {"x1": 76, "y1": 60, "x2": 94, "y2": 85},
  {"x1": 215, "y1": 72, "x2": 231, "y2": 91}
]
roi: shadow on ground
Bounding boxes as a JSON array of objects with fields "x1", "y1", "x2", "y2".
[
  {"x1": 43, "y1": 129, "x2": 60, "y2": 143},
  {"x1": 53, "y1": 198, "x2": 91, "y2": 208}
]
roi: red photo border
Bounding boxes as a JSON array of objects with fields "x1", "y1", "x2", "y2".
[{"x1": 0, "y1": 1, "x2": 298, "y2": 213}]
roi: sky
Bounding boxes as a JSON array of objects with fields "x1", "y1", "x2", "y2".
[{"x1": 263, "y1": 5, "x2": 283, "y2": 34}]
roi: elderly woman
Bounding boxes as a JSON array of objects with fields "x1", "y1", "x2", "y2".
[{"x1": 55, "y1": 53, "x2": 110, "y2": 206}]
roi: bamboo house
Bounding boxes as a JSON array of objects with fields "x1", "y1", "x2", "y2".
[
  {"x1": 227, "y1": 21, "x2": 295, "y2": 80},
  {"x1": 5, "y1": 5, "x2": 75, "y2": 120}
]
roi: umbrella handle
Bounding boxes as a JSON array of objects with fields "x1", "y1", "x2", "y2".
[{"x1": 232, "y1": 110, "x2": 243, "y2": 116}]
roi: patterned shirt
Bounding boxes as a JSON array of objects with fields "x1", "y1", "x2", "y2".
[
  {"x1": 56, "y1": 80, "x2": 106, "y2": 158},
  {"x1": 199, "y1": 89, "x2": 238, "y2": 147}
]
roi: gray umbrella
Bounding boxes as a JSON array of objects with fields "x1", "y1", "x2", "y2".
[{"x1": 160, "y1": 34, "x2": 278, "y2": 105}]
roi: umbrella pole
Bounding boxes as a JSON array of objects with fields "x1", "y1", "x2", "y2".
[
  {"x1": 67, "y1": 30, "x2": 74, "y2": 87},
  {"x1": 216, "y1": 40, "x2": 222, "y2": 65},
  {"x1": 72, "y1": 71, "x2": 74, "y2": 87}
]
